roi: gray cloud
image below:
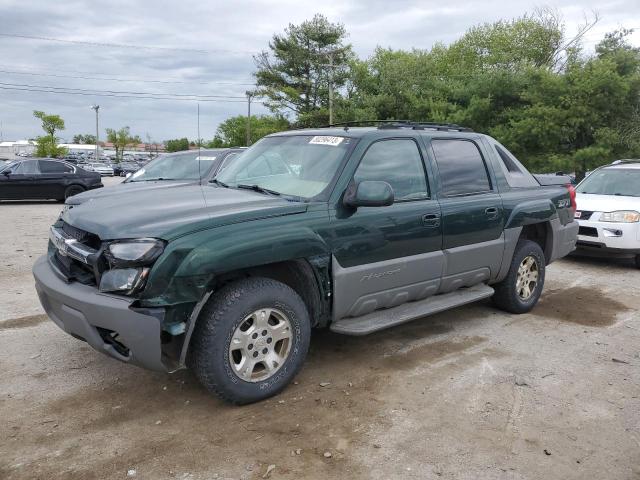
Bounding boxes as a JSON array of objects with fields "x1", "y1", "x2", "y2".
[{"x1": 0, "y1": 0, "x2": 638, "y2": 142}]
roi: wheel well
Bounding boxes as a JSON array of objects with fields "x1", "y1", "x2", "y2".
[
  {"x1": 520, "y1": 222, "x2": 552, "y2": 263},
  {"x1": 212, "y1": 260, "x2": 326, "y2": 327}
]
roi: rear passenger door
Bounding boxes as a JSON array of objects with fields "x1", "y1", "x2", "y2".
[
  {"x1": 330, "y1": 137, "x2": 443, "y2": 319},
  {"x1": 38, "y1": 160, "x2": 75, "y2": 199},
  {"x1": 429, "y1": 138, "x2": 504, "y2": 291}
]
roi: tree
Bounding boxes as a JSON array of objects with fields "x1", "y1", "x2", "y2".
[
  {"x1": 35, "y1": 136, "x2": 68, "y2": 158},
  {"x1": 33, "y1": 110, "x2": 67, "y2": 158},
  {"x1": 254, "y1": 14, "x2": 354, "y2": 126},
  {"x1": 208, "y1": 115, "x2": 290, "y2": 147},
  {"x1": 106, "y1": 127, "x2": 141, "y2": 161},
  {"x1": 72, "y1": 134, "x2": 97, "y2": 144},
  {"x1": 165, "y1": 138, "x2": 190, "y2": 152}
]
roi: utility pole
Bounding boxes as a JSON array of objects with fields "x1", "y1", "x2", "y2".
[
  {"x1": 91, "y1": 105, "x2": 99, "y2": 160},
  {"x1": 320, "y1": 50, "x2": 339, "y2": 125},
  {"x1": 245, "y1": 91, "x2": 253, "y2": 146}
]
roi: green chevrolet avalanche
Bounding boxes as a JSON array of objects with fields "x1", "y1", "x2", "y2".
[{"x1": 33, "y1": 122, "x2": 578, "y2": 404}]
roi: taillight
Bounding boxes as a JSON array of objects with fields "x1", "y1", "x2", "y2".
[{"x1": 566, "y1": 184, "x2": 577, "y2": 210}]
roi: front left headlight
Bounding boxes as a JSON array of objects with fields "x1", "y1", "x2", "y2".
[
  {"x1": 105, "y1": 239, "x2": 165, "y2": 267},
  {"x1": 99, "y1": 267, "x2": 149, "y2": 294},
  {"x1": 600, "y1": 211, "x2": 640, "y2": 223}
]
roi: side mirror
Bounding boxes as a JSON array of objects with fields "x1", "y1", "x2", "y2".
[
  {"x1": 343, "y1": 180, "x2": 394, "y2": 208},
  {"x1": 2, "y1": 170, "x2": 10, "y2": 176}
]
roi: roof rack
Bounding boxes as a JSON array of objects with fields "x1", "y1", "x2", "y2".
[{"x1": 323, "y1": 120, "x2": 473, "y2": 132}]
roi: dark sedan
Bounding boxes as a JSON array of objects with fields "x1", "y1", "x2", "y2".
[
  {"x1": 66, "y1": 148, "x2": 244, "y2": 206},
  {"x1": 0, "y1": 158, "x2": 103, "y2": 201}
]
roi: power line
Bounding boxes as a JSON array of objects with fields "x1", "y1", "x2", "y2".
[
  {"x1": 0, "y1": 68, "x2": 256, "y2": 86},
  {"x1": 0, "y1": 63, "x2": 256, "y2": 85},
  {"x1": 0, "y1": 32, "x2": 258, "y2": 55},
  {"x1": 0, "y1": 85, "x2": 264, "y2": 103},
  {"x1": 0, "y1": 82, "x2": 247, "y2": 99}
]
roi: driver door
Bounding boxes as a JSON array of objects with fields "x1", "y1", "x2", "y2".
[{"x1": 329, "y1": 138, "x2": 443, "y2": 319}]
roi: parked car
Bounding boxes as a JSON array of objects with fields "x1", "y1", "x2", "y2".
[
  {"x1": 65, "y1": 148, "x2": 244, "y2": 206},
  {"x1": 84, "y1": 162, "x2": 114, "y2": 176},
  {"x1": 117, "y1": 162, "x2": 139, "y2": 177},
  {"x1": 33, "y1": 123, "x2": 577, "y2": 404},
  {"x1": 0, "y1": 158, "x2": 102, "y2": 201},
  {"x1": 574, "y1": 160, "x2": 640, "y2": 268}
]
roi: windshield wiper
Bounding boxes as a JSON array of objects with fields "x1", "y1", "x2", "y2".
[
  {"x1": 236, "y1": 184, "x2": 281, "y2": 196},
  {"x1": 210, "y1": 179, "x2": 230, "y2": 188}
]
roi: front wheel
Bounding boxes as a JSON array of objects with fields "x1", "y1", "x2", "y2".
[
  {"x1": 189, "y1": 277, "x2": 311, "y2": 404},
  {"x1": 492, "y1": 240, "x2": 546, "y2": 314}
]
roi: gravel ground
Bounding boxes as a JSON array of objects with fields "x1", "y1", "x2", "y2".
[{"x1": 1, "y1": 178, "x2": 639, "y2": 480}]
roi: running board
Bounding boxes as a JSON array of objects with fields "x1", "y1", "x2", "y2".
[{"x1": 330, "y1": 284, "x2": 494, "y2": 336}]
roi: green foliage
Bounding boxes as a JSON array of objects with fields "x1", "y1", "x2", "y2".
[
  {"x1": 35, "y1": 136, "x2": 68, "y2": 158},
  {"x1": 254, "y1": 14, "x2": 354, "y2": 126},
  {"x1": 208, "y1": 115, "x2": 290, "y2": 147},
  {"x1": 165, "y1": 138, "x2": 190, "y2": 152},
  {"x1": 244, "y1": 13, "x2": 640, "y2": 175},
  {"x1": 33, "y1": 110, "x2": 67, "y2": 158},
  {"x1": 72, "y1": 134, "x2": 97, "y2": 144},
  {"x1": 33, "y1": 110, "x2": 65, "y2": 138},
  {"x1": 106, "y1": 126, "x2": 141, "y2": 161}
]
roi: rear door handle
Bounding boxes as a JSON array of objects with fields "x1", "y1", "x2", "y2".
[
  {"x1": 485, "y1": 207, "x2": 499, "y2": 218},
  {"x1": 422, "y1": 213, "x2": 441, "y2": 227}
]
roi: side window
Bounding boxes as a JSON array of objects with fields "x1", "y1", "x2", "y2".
[
  {"x1": 492, "y1": 143, "x2": 539, "y2": 188},
  {"x1": 19, "y1": 160, "x2": 40, "y2": 175},
  {"x1": 431, "y1": 140, "x2": 491, "y2": 196},
  {"x1": 39, "y1": 160, "x2": 73, "y2": 174},
  {"x1": 354, "y1": 139, "x2": 428, "y2": 201}
]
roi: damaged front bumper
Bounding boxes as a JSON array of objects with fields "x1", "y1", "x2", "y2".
[{"x1": 33, "y1": 255, "x2": 174, "y2": 372}]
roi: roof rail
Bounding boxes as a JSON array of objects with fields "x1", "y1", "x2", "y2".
[
  {"x1": 610, "y1": 159, "x2": 640, "y2": 165},
  {"x1": 323, "y1": 120, "x2": 473, "y2": 132}
]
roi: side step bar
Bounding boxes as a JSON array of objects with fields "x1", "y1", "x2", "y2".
[{"x1": 330, "y1": 283, "x2": 494, "y2": 336}]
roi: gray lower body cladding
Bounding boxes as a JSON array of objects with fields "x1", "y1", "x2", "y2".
[
  {"x1": 549, "y1": 218, "x2": 579, "y2": 262},
  {"x1": 32, "y1": 255, "x2": 168, "y2": 372}
]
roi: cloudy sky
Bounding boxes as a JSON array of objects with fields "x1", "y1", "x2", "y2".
[{"x1": 0, "y1": 0, "x2": 638, "y2": 143}]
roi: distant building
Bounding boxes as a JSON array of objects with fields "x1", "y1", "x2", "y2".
[{"x1": 0, "y1": 140, "x2": 36, "y2": 158}]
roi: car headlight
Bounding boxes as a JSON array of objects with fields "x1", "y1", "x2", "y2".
[
  {"x1": 99, "y1": 268, "x2": 149, "y2": 294},
  {"x1": 105, "y1": 239, "x2": 165, "y2": 267},
  {"x1": 600, "y1": 211, "x2": 640, "y2": 223}
]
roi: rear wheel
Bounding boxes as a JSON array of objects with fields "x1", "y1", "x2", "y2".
[
  {"x1": 64, "y1": 185, "x2": 85, "y2": 200},
  {"x1": 189, "y1": 277, "x2": 311, "y2": 404},
  {"x1": 493, "y1": 240, "x2": 546, "y2": 314}
]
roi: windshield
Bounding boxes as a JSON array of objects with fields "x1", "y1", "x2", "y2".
[
  {"x1": 576, "y1": 168, "x2": 640, "y2": 197},
  {"x1": 126, "y1": 151, "x2": 218, "y2": 182},
  {"x1": 215, "y1": 135, "x2": 353, "y2": 199},
  {"x1": 0, "y1": 161, "x2": 18, "y2": 173}
]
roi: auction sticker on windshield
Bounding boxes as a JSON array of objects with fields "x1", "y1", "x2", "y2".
[{"x1": 309, "y1": 136, "x2": 344, "y2": 146}]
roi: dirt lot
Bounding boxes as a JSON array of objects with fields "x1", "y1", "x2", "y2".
[{"x1": 1, "y1": 178, "x2": 639, "y2": 480}]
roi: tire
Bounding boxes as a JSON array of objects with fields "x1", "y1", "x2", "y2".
[
  {"x1": 189, "y1": 277, "x2": 311, "y2": 404},
  {"x1": 64, "y1": 185, "x2": 85, "y2": 200},
  {"x1": 492, "y1": 240, "x2": 546, "y2": 314}
]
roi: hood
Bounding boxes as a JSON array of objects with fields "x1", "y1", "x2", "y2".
[
  {"x1": 67, "y1": 180, "x2": 198, "y2": 205},
  {"x1": 62, "y1": 185, "x2": 307, "y2": 240},
  {"x1": 575, "y1": 193, "x2": 640, "y2": 213}
]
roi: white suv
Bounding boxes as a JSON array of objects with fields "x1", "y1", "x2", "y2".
[{"x1": 574, "y1": 160, "x2": 640, "y2": 268}]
